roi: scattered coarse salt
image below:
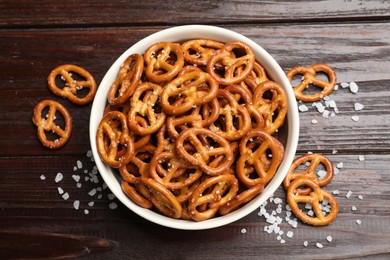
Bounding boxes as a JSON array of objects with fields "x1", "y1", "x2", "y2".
[
  {"x1": 107, "y1": 194, "x2": 116, "y2": 200},
  {"x1": 322, "y1": 110, "x2": 330, "y2": 118},
  {"x1": 351, "y1": 116, "x2": 359, "y2": 122},
  {"x1": 274, "y1": 198, "x2": 283, "y2": 204},
  {"x1": 98, "y1": 194, "x2": 103, "y2": 199},
  {"x1": 109, "y1": 202, "x2": 118, "y2": 210},
  {"x1": 332, "y1": 190, "x2": 340, "y2": 195},
  {"x1": 334, "y1": 167, "x2": 340, "y2": 175},
  {"x1": 55, "y1": 172, "x2": 63, "y2": 183},
  {"x1": 358, "y1": 155, "x2": 365, "y2": 161},
  {"x1": 88, "y1": 188, "x2": 97, "y2": 196},
  {"x1": 327, "y1": 235, "x2": 333, "y2": 242},
  {"x1": 311, "y1": 119, "x2": 318, "y2": 124},
  {"x1": 336, "y1": 162, "x2": 343, "y2": 169},
  {"x1": 72, "y1": 175, "x2": 80, "y2": 182},
  {"x1": 84, "y1": 209, "x2": 89, "y2": 215},
  {"x1": 316, "y1": 242, "x2": 324, "y2": 248},
  {"x1": 88, "y1": 201, "x2": 94, "y2": 207},
  {"x1": 280, "y1": 239, "x2": 286, "y2": 244},
  {"x1": 354, "y1": 103, "x2": 364, "y2": 111},
  {"x1": 332, "y1": 149, "x2": 338, "y2": 154},
  {"x1": 352, "y1": 205, "x2": 357, "y2": 211},
  {"x1": 340, "y1": 82, "x2": 349, "y2": 88},
  {"x1": 298, "y1": 104, "x2": 309, "y2": 112},
  {"x1": 76, "y1": 183, "x2": 82, "y2": 188},
  {"x1": 349, "y1": 82, "x2": 359, "y2": 93},
  {"x1": 73, "y1": 166, "x2": 77, "y2": 171},
  {"x1": 303, "y1": 241, "x2": 308, "y2": 247},
  {"x1": 40, "y1": 174, "x2": 46, "y2": 180},
  {"x1": 346, "y1": 190, "x2": 353, "y2": 198},
  {"x1": 57, "y1": 187, "x2": 64, "y2": 195},
  {"x1": 241, "y1": 228, "x2": 247, "y2": 234},
  {"x1": 86, "y1": 150, "x2": 93, "y2": 158},
  {"x1": 62, "y1": 192, "x2": 69, "y2": 200},
  {"x1": 76, "y1": 160, "x2": 83, "y2": 169},
  {"x1": 358, "y1": 195, "x2": 364, "y2": 200},
  {"x1": 356, "y1": 219, "x2": 362, "y2": 225},
  {"x1": 286, "y1": 231, "x2": 294, "y2": 238},
  {"x1": 73, "y1": 200, "x2": 80, "y2": 210}
]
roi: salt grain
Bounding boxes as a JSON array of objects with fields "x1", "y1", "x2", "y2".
[
  {"x1": 274, "y1": 198, "x2": 283, "y2": 204},
  {"x1": 316, "y1": 242, "x2": 324, "y2": 248},
  {"x1": 311, "y1": 119, "x2": 318, "y2": 124},
  {"x1": 55, "y1": 172, "x2": 63, "y2": 183},
  {"x1": 351, "y1": 116, "x2": 359, "y2": 122},
  {"x1": 77, "y1": 160, "x2": 83, "y2": 169},
  {"x1": 107, "y1": 194, "x2": 116, "y2": 200},
  {"x1": 303, "y1": 241, "x2": 308, "y2": 247},
  {"x1": 76, "y1": 183, "x2": 82, "y2": 188},
  {"x1": 280, "y1": 239, "x2": 286, "y2": 244},
  {"x1": 298, "y1": 104, "x2": 309, "y2": 112},
  {"x1": 358, "y1": 195, "x2": 364, "y2": 200},
  {"x1": 62, "y1": 192, "x2": 69, "y2": 200},
  {"x1": 57, "y1": 187, "x2": 64, "y2": 195},
  {"x1": 340, "y1": 82, "x2": 349, "y2": 88},
  {"x1": 332, "y1": 190, "x2": 340, "y2": 195},
  {"x1": 356, "y1": 219, "x2": 362, "y2": 225},
  {"x1": 73, "y1": 200, "x2": 80, "y2": 210},
  {"x1": 326, "y1": 235, "x2": 333, "y2": 242},
  {"x1": 241, "y1": 228, "x2": 247, "y2": 234},
  {"x1": 109, "y1": 202, "x2": 118, "y2": 210},
  {"x1": 286, "y1": 231, "x2": 294, "y2": 238},
  {"x1": 72, "y1": 175, "x2": 80, "y2": 182},
  {"x1": 349, "y1": 82, "x2": 359, "y2": 93},
  {"x1": 88, "y1": 201, "x2": 94, "y2": 207},
  {"x1": 358, "y1": 155, "x2": 365, "y2": 161},
  {"x1": 346, "y1": 190, "x2": 353, "y2": 198},
  {"x1": 336, "y1": 162, "x2": 343, "y2": 169},
  {"x1": 40, "y1": 174, "x2": 46, "y2": 180},
  {"x1": 332, "y1": 149, "x2": 338, "y2": 154},
  {"x1": 84, "y1": 209, "x2": 89, "y2": 215},
  {"x1": 354, "y1": 103, "x2": 364, "y2": 111},
  {"x1": 352, "y1": 205, "x2": 357, "y2": 211},
  {"x1": 88, "y1": 188, "x2": 97, "y2": 196}
]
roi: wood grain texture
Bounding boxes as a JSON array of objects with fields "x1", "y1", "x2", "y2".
[
  {"x1": 1, "y1": 0, "x2": 390, "y2": 258},
  {"x1": 0, "y1": 0, "x2": 390, "y2": 28}
]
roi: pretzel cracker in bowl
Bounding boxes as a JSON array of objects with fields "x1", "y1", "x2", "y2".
[{"x1": 89, "y1": 25, "x2": 299, "y2": 230}]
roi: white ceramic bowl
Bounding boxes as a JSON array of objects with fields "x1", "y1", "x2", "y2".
[{"x1": 89, "y1": 25, "x2": 299, "y2": 230}]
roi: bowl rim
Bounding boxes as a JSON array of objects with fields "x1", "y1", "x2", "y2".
[{"x1": 89, "y1": 24, "x2": 299, "y2": 230}]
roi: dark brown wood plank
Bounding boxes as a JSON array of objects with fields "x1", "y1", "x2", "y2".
[
  {"x1": 0, "y1": 23, "x2": 389, "y2": 156},
  {"x1": 0, "y1": 0, "x2": 390, "y2": 28},
  {"x1": 0, "y1": 154, "x2": 389, "y2": 258}
]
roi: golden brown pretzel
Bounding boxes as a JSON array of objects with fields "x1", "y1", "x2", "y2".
[
  {"x1": 219, "y1": 184, "x2": 264, "y2": 215},
  {"x1": 108, "y1": 54, "x2": 144, "y2": 106},
  {"x1": 96, "y1": 111, "x2": 134, "y2": 168},
  {"x1": 149, "y1": 151, "x2": 203, "y2": 190},
  {"x1": 121, "y1": 180, "x2": 153, "y2": 209},
  {"x1": 207, "y1": 41, "x2": 255, "y2": 85},
  {"x1": 182, "y1": 39, "x2": 224, "y2": 66},
  {"x1": 47, "y1": 64, "x2": 97, "y2": 105},
  {"x1": 175, "y1": 127, "x2": 234, "y2": 176},
  {"x1": 161, "y1": 71, "x2": 218, "y2": 115},
  {"x1": 236, "y1": 130, "x2": 284, "y2": 187},
  {"x1": 136, "y1": 177, "x2": 183, "y2": 219},
  {"x1": 209, "y1": 89, "x2": 251, "y2": 141},
  {"x1": 287, "y1": 177, "x2": 338, "y2": 226},
  {"x1": 144, "y1": 42, "x2": 184, "y2": 83},
  {"x1": 252, "y1": 80, "x2": 288, "y2": 135},
  {"x1": 128, "y1": 82, "x2": 166, "y2": 135},
  {"x1": 32, "y1": 100, "x2": 72, "y2": 149},
  {"x1": 188, "y1": 174, "x2": 239, "y2": 221},
  {"x1": 286, "y1": 63, "x2": 336, "y2": 102},
  {"x1": 166, "y1": 97, "x2": 220, "y2": 139},
  {"x1": 283, "y1": 153, "x2": 334, "y2": 195}
]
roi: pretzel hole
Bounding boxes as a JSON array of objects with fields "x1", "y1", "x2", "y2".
[
  {"x1": 290, "y1": 74, "x2": 304, "y2": 88},
  {"x1": 301, "y1": 84, "x2": 324, "y2": 96}
]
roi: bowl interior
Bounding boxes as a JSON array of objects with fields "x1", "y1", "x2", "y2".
[{"x1": 89, "y1": 25, "x2": 299, "y2": 230}]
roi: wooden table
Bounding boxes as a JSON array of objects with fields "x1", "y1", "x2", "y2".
[{"x1": 1, "y1": 1, "x2": 389, "y2": 259}]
